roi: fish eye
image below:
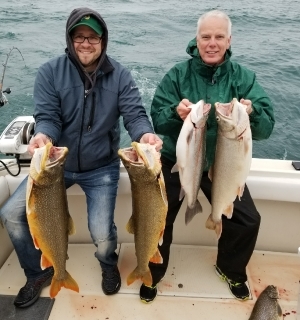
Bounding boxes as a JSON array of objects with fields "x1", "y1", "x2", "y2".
[{"x1": 216, "y1": 116, "x2": 220, "y2": 121}]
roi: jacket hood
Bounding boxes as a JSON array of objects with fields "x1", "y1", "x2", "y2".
[
  {"x1": 65, "y1": 7, "x2": 109, "y2": 94},
  {"x1": 186, "y1": 37, "x2": 232, "y2": 66}
]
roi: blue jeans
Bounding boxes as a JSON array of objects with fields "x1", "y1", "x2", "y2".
[{"x1": 0, "y1": 159, "x2": 120, "y2": 278}]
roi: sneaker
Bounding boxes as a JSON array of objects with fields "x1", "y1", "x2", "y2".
[
  {"x1": 139, "y1": 284, "x2": 157, "y2": 303},
  {"x1": 14, "y1": 267, "x2": 54, "y2": 308},
  {"x1": 215, "y1": 265, "x2": 250, "y2": 301},
  {"x1": 101, "y1": 266, "x2": 121, "y2": 295}
]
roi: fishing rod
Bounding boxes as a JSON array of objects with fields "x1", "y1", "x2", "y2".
[{"x1": 0, "y1": 47, "x2": 25, "y2": 107}]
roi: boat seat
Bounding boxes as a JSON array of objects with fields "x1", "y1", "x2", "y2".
[
  {"x1": 0, "y1": 174, "x2": 27, "y2": 208},
  {"x1": 0, "y1": 176, "x2": 10, "y2": 208}
]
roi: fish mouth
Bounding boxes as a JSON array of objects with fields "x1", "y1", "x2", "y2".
[
  {"x1": 215, "y1": 100, "x2": 234, "y2": 119},
  {"x1": 132, "y1": 142, "x2": 160, "y2": 170},
  {"x1": 118, "y1": 142, "x2": 162, "y2": 177},
  {"x1": 33, "y1": 143, "x2": 68, "y2": 174},
  {"x1": 120, "y1": 143, "x2": 159, "y2": 169},
  {"x1": 47, "y1": 146, "x2": 68, "y2": 168}
]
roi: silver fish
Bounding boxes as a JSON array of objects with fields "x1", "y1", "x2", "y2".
[
  {"x1": 206, "y1": 98, "x2": 252, "y2": 239},
  {"x1": 172, "y1": 100, "x2": 211, "y2": 225}
]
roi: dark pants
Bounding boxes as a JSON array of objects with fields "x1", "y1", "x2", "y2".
[{"x1": 149, "y1": 156, "x2": 261, "y2": 285}]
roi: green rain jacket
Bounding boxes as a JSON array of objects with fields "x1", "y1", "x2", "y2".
[{"x1": 150, "y1": 38, "x2": 275, "y2": 170}]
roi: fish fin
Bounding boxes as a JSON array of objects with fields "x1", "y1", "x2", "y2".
[
  {"x1": 237, "y1": 185, "x2": 245, "y2": 200},
  {"x1": 208, "y1": 166, "x2": 213, "y2": 181},
  {"x1": 158, "y1": 174, "x2": 168, "y2": 207},
  {"x1": 49, "y1": 271, "x2": 79, "y2": 298},
  {"x1": 150, "y1": 248, "x2": 163, "y2": 264},
  {"x1": 277, "y1": 302, "x2": 283, "y2": 316},
  {"x1": 205, "y1": 214, "x2": 222, "y2": 239},
  {"x1": 126, "y1": 216, "x2": 135, "y2": 234},
  {"x1": 205, "y1": 214, "x2": 215, "y2": 230},
  {"x1": 141, "y1": 270, "x2": 153, "y2": 287},
  {"x1": 32, "y1": 235, "x2": 40, "y2": 250},
  {"x1": 158, "y1": 229, "x2": 164, "y2": 246},
  {"x1": 171, "y1": 163, "x2": 179, "y2": 173},
  {"x1": 223, "y1": 203, "x2": 234, "y2": 219},
  {"x1": 179, "y1": 187, "x2": 185, "y2": 201},
  {"x1": 127, "y1": 267, "x2": 142, "y2": 286},
  {"x1": 185, "y1": 200, "x2": 202, "y2": 225},
  {"x1": 41, "y1": 254, "x2": 52, "y2": 269},
  {"x1": 0, "y1": 219, "x2": 3, "y2": 228},
  {"x1": 68, "y1": 215, "x2": 76, "y2": 235}
]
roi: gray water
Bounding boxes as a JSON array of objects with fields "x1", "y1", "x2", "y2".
[{"x1": 0, "y1": 0, "x2": 299, "y2": 160}]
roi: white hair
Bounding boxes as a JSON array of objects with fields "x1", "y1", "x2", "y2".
[{"x1": 196, "y1": 10, "x2": 232, "y2": 36}]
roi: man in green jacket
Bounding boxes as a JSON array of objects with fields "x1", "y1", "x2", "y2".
[{"x1": 139, "y1": 9, "x2": 275, "y2": 303}]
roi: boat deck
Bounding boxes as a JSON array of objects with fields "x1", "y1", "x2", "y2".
[{"x1": 0, "y1": 243, "x2": 299, "y2": 319}]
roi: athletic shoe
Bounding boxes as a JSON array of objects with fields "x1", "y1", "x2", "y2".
[
  {"x1": 139, "y1": 284, "x2": 157, "y2": 303},
  {"x1": 101, "y1": 266, "x2": 121, "y2": 295},
  {"x1": 14, "y1": 267, "x2": 54, "y2": 308},
  {"x1": 215, "y1": 265, "x2": 250, "y2": 301}
]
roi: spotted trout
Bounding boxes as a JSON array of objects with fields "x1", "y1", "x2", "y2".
[
  {"x1": 118, "y1": 142, "x2": 168, "y2": 286},
  {"x1": 206, "y1": 98, "x2": 252, "y2": 239},
  {"x1": 172, "y1": 100, "x2": 211, "y2": 225},
  {"x1": 26, "y1": 142, "x2": 79, "y2": 298},
  {"x1": 249, "y1": 285, "x2": 282, "y2": 320}
]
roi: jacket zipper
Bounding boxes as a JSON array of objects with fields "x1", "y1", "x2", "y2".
[
  {"x1": 78, "y1": 91, "x2": 88, "y2": 171},
  {"x1": 87, "y1": 92, "x2": 96, "y2": 131}
]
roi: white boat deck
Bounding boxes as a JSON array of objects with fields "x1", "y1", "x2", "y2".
[{"x1": 0, "y1": 243, "x2": 299, "y2": 319}]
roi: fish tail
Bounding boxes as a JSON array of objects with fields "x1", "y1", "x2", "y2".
[
  {"x1": 141, "y1": 270, "x2": 153, "y2": 287},
  {"x1": 49, "y1": 271, "x2": 79, "y2": 298},
  {"x1": 127, "y1": 267, "x2": 141, "y2": 286},
  {"x1": 205, "y1": 214, "x2": 222, "y2": 240},
  {"x1": 127, "y1": 267, "x2": 153, "y2": 287},
  {"x1": 185, "y1": 200, "x2": 202, "y2": 225}
]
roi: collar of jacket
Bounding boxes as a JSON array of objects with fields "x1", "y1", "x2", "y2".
[
  {"x1": 65, "y1": 49, "x2": 115, "y2": 91},
  {"x1": 186, "y1": 37, "x2": 232, "y2": 81}
]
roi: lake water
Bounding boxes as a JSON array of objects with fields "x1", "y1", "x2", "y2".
[{"x1": 0, "y1": 0, "x2": 299, "y2": 160}]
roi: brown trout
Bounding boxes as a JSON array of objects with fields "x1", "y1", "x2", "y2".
[
  {"x1": 206, "y1": 98, "x2": 252, "y2": 239},
  {"x1": 249, "y1": 285, "x2": 283, "y2": 320},
  {"x1": 118, "y1": 142, "x2": 168, "y2": 286},
  {"x1": 172, "y1": 100, "x2": 211, "y2": 225},
  {"x1": 26, "y1": 142, "x2": 79, "y2": 298}
]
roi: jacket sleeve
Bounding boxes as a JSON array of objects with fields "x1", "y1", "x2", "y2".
[
  {"x1": 118, "y1": 68, "x2": 154, "y2": 141},
  {"x1": 33, "y1": 63, "x2": 62, "y2": 144},
  {"x1": 150, "y1": 68, "x2": 184, "y2": 136},
  {"x1": 238, "y1": 69, "x2": 275, "y2": 141}
]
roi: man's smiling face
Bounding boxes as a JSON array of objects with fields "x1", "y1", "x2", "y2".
[{"x1": 196, "y1": 16, "x2": 231, "y2": 66}]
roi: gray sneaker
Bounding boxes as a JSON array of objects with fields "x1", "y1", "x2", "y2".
[{"x1": 101, "y1": 266, "x2": 121, "y2": 295}]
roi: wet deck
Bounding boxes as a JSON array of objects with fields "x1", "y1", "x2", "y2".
[{"x1": 0, "y1": 244, "x2": 299, "y2": 319}]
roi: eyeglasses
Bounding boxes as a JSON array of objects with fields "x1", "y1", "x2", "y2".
[{"x1": 72, "y1": 35, "x2": 102, "y2": 44}]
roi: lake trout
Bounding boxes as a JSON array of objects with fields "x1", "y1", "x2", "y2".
[
  {"x1": 172, "y1": 100, "x2": 211, "y2": 225},
  {"x1": 206, "y1": 98, "x2": 252, "y2": 239},
  {"x1": 26, "y1": 142, "x2": 79, "y2": 298},
  {"x1": 249, "y1": 285, "x2": 282, "y2": 320},
  {"x1": 118, "y1": 142, "x2": 168, "y2": 286}
]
